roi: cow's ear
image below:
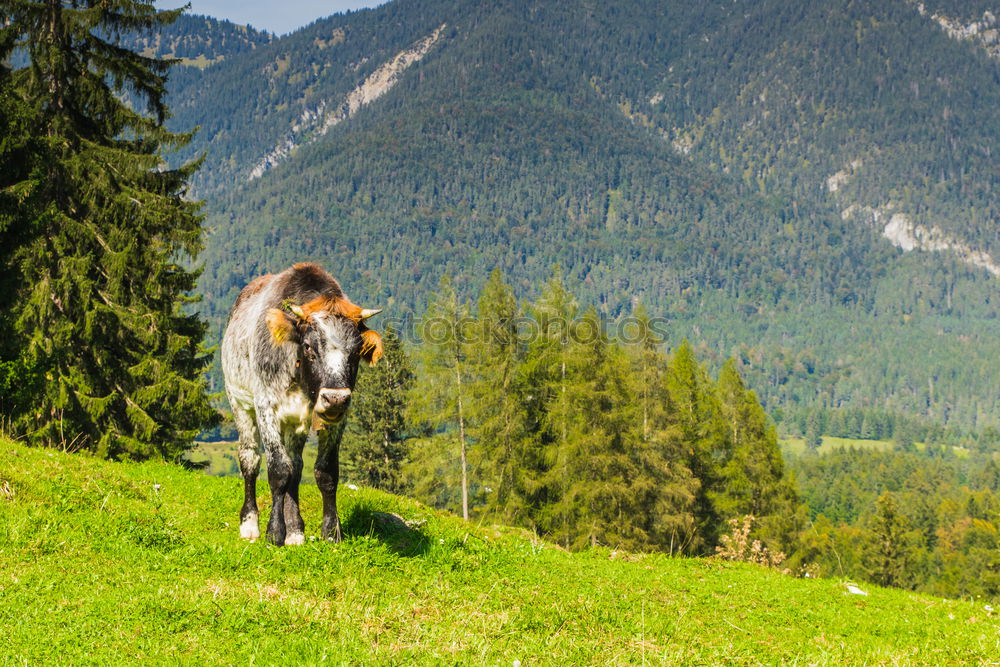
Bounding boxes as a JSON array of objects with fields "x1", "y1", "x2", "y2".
[
  {"x1": 266, "y1": 308, "x2": 298, "y2": 345},
  {"x1": 360, "y1": 329, "x2": 383, "y2": 366}
]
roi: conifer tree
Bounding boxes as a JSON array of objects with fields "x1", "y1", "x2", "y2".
[
  {"x1": 467, "y1": 270, "x2": 535, "y2": 524},
  {"x1": 523, "y1": 269, "x2": 579, "y2": 546},
  {"x1": 895, "y1": 420, "x2": 916, "y2": 452},
  {"x1": 627, "y1": 304, "x2": 660, "y2": 445},
  {"x1": 341, "y1": 328, "x2": 414, "y2": 493},
  {"x1": 410, "y1": 275, "x2": 473, "y2": 519},
  {"x1": 715, "y1": 359, "x2": 800, "y2": 549},
  {"x1": 0, "y1": 30, "x2": 43, "y2": 419},
  {"x1": 864, "y1": 492, "x2": 909, "y2": 587},
  {"x1": 625, "y1": 304, "x2": 700, "y2": 554},
  {"x1": 531, "y1": 306, "x2": 649, "y2": 550},
  {"x1": 805, "y1": 411, "x2": 823, "y2": 452},
  {"x1": 664, "y1": 340, "x2": 730, "y2": 551},
  {"x1": 2, "y1": 0, "x2": 216, "y2": 458}
]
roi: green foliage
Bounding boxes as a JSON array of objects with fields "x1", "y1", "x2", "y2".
[
  {"x1": 788, "y1": 445, "x2": 1000, "y2": 601},
  {"x1": 783, "y1": 405, "x2": 997, "y2": 452},
  {"x1": 341, "y1": 328, "x2": 415, "y2": 493},
  {"x1": 405, "y1": 272, "x2": 798, "y2": 556},
  {"x1": 864, "y1": 492, "x2": 909, "y2": 588},
  {"x1": 624, "y1": 306, "x2": 701, "y2": 555},
  {"x1": 125, "y1": 13, "x2": 273, "y2": 63},
  {"x1": 465, "y1": 269, "x2": 535, "y2": 525},
  {"x1": 0, "y1": 1, "x2": 217, "y2": 458},
  {"x1": 407, "y1": 275, "x2": 473, "y2": 519},
  {"x1": 0, "y1": 39, "x2": 42, "y2": 421},
  {"x1": 541, "y1": 307, "x2": 649, "y2": 551},
  {"x1": 715, "y1": 360, "x2": 800, "y2": 551},
  {"x1": 662, "y1": 341, "x2": 771, "y2": 551}
]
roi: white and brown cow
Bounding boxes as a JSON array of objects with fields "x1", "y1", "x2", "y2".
[{"x1": 221, "y1": 263, "x2": 382, "y2": 545}]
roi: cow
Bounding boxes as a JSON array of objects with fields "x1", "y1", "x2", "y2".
[{"x1": 221, "y1": 263, "x2": 383, "y2": 546}]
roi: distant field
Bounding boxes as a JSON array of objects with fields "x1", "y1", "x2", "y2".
[
  {"x1": 187, "y1": 440, "x2": 319, "y2": 483},
  {"x1": 780, "y1": 436, "x2": 896, "y2": 457},
  {"x1": 2, "y1": 438, "x2": 998, "y2": 663},
  {"x1": 781, "y1": 436, "x2": 970, "y2": 459}
]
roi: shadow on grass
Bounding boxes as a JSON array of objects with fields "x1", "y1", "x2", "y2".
[{"x1": 344, "y1": 500, "x2": 431, "y2": 557}]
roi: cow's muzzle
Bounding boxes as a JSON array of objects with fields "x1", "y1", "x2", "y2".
[{"x1": 315, "y1": 387, "x2": 352, "y2": 422}]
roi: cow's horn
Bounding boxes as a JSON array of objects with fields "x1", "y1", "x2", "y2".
[
  {"x1": 289, "y1": 304, "x2": 306, "y2": 319},
  {"x1": 360, "y1": 308, "x2": 382, "y2": 320}
]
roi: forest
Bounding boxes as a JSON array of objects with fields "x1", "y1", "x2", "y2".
[{"x1": 322, "y1": 271, "x2": 1000, "y2": 601}]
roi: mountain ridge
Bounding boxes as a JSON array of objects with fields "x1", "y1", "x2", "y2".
[{"x1": 148, "y1": 0, "x2": 1000, "y2": 429}]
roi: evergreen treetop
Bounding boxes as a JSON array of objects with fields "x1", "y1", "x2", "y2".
[{"x1": 1, "y1": 0, "x2": 217, "y2": 458}]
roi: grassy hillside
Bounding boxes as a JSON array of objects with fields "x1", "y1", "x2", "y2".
[{"x1": 0, "y1": 439, "x2": 996, "y2": 663}]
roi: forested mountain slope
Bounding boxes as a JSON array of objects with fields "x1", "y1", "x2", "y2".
[
  {"x1": 126, "y1": 13, "x2": 272, "y2": 66},
  {"x1": 156, "y1": 0, "x2": 1000, "y2": 429}
]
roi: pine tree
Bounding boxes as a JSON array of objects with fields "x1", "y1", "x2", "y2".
[
  {"x1": 467, "y1": 269, "x2": 535, "y2": 525},
  {"x1": 715, "y1": 359, "x2": 800, "y2": 550},
  {"x1": 410, "y1": 275, "x2": 473, "y2": 519},
  {"x1": 663, "y1": 340, "x2": 730, "y2": 551},
  {"x1": 341, "y1": 328, "x2": 414, "y2": 493},
  {"x1": 522, "y1": 269, "x2": 579, "y2": 546},
  {"x1": 3, "y1": 0, "x2": 217, "y2": 458},
  {"x1": 625, "y1": 304, "x2": 700, "y2": 554},
  {"x1": 864, "y1": 492, "x2": 909, "y2": 588},
  {"x1": 0, "y1": 28, "x2": 44, "y2": 420}
]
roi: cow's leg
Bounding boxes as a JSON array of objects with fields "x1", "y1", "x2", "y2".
[
  {"x1": 282, "y1": 428, "x2": 307, "y2": 546},
  {"x1": 315, "y1": 420, "x2": 347, "y2": 542},
  {"x1": 233, "y1": 405, "x2": 262, "y2": 541},
  {"x1": 257, "y1": 406, "x2": 291, "y2": 546}
]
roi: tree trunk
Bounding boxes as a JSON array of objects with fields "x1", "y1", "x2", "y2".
[{"x1": 456, "y1": 364, "x2": 469, "y2": 521}]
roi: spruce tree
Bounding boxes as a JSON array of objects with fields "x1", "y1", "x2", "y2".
[
  {"x1": 572, "y1": 309, "x2": 640, "y2": 549},
  {"x1": 805, "y1": 411, "x2": 823, "y2": 452},
  {"x1": 467, "y1": 270, "x2": 535, "y2": 524},
  {"x1": 2, "y1": 1, "x2": 216, "y2": 458},
  {"x1": 625, "y1": 304, "x2": 700, "y2": 554},
  {"x1": 0, "y1": 29, "x2": 43, "y2": 419},
  {"x1": 530, "y1": 306, "x2": 649, "y2": 550},
  {"x1": 341, "y1": 328, "x2": 414, "y2": 493},
  {"x1": 864, "y1": 492, "x2": 909, "y2": 588},
  {"x1": 663, "y1": 340, "x2": 730, "y2": 551},
  {"x1": 715, "y1": 359, "x2": 800, "y2": 550}
]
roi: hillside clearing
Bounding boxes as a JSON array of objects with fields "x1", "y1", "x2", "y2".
[
  {"x1": 781, "y1": 436, "x2": 896, "y2": 457},
  {"x1": 0, "y1": 439, "x2": 996, "y2": 664},
  {"x1": 781, "y1": 436, "x2": 971, "y2": 459}
]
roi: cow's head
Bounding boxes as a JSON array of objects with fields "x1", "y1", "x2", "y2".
[{"x1": 266, "y1": 296, "x2": 383, "y2": 424}]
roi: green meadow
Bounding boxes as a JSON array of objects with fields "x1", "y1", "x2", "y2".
[
  {"x1": 1, "y1": 438, "x2": 996, "y2": 664},
  {"x1": 780, "y1": 436, "x2": 972, "y2": 459},
  {"x1": 780, "y1": 436, "x2": 896, "y2": 457}
]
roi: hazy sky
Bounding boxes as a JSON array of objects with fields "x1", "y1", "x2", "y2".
[{"x1": 156, "y1": 1, "x2": 387, "y2": 36}]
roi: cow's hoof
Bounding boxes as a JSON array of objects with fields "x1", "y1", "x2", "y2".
[
  {"x1": 285, "y1": 532, "x2": 305, "y2": 546},
  {"x1": 240, "y1": 517, "x2": 260, "y2": 541}
]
